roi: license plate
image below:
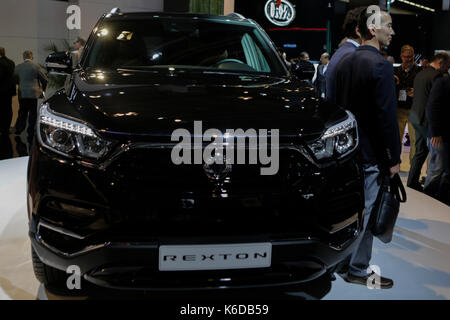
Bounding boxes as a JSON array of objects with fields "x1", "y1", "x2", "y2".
[{"x1": 159, "y1": 243, "x2": 272, "y2": 271}]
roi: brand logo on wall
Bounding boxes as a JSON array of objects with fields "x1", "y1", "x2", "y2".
[{"x1": 264, "y1": 0, "x2": 296, "y2": 27}]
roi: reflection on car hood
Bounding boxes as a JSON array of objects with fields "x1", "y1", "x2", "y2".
[{"x1": 49, "y1": 69, "x2": 347, "y2": 140}]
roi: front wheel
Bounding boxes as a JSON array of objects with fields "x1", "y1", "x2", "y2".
[{"x1": 31, "y1": 246, "x2": 67, "y2": 286}]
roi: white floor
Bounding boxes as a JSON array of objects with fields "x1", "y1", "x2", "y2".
[{"x1": 0, "y1": 157, "x2": 449, "y2": 300}]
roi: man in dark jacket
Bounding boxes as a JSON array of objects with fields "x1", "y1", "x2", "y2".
[
  {"x1": 0, "y1": 47, "x2": 16, "y2": 137},
  {"x1": 291, "y1": 52, "x2": 315, "y2": 84},
  {"x1": 394, "y1": 45, "x2": 421, "y2": 163},
  {"x1": 407, "y1": 53, "x2": 450, "y2": 191},
  {"x1": 423, "y1": 75, "x2": 450, "y2": 204},
  {"x1": 325, "y1": 6, "x2": 365, "y2": 104},
  {"x1": 313, "y1": 52, "x2": 330, "y2": 99},
  {"x1": 14, "y1": 50, "x2": 48, "y2": 143},
  {"x1": 335, "y1": 6, "x2": 400, "y2": 289}
]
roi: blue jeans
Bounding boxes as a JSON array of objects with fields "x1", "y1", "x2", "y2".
[
  {"x1": 348, "y1": 164, "x2": 381, "y2": 277},
  {"x1": 424, "y1": 138, "x2": 449, "y2": 202}
]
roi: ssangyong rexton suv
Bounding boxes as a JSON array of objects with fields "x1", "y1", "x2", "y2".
[{"x1": 28, "y1": 10, "x2": 365, "y2": 292}]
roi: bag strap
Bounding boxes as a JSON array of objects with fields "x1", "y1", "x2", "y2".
[{"x1": 390, "y1": 174, "x2": 407, "y2": 203}]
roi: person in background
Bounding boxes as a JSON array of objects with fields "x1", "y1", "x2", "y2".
[
  {"x1": 72, "y1": 37, "x2": 86, "y2": 67},
  {"x1": 420, "y1": 58, "x2": 429, "y2": 68},
  {"x1": 0, "y1": 47, "x2": 15, "y2": 160},
  {"x1": 299, "y1": 51, "x2": 310, "y2": 61},
  {"x1": 387, "y1": 56, "x2": 395, "y2": 64},
  {"x1": 423, "y1": 73, "x2": 450, "y2": 204},
  {"x1": 314, "y1": 52, "x2": 330, "y2": 99},
  {"x1": 407, "y1": 52, "x2": 450, "y2": 191},
  {"x1": 73, "y1": 37, "x2": 86, "y2": 59},
  {"x1": 335, "y1": 6, "x2": 399, "y2": 289},
  {"x1": 277, "y1": 49, "x2": 291, "y2": 70},
  {"x1": 325, "y1": 6, "x2": 365, "y2": 103},
  {"x1": 282, "y1": 52, "x2": 291, "y2": 70},
  {"x1": 394, "y1": 45, "x2": 421, "y2": 166},
  {"x1": 14, "y1": 50, "x2": 48, "y2": 144},
  {"x1": 292, "y1": 51, "x2": 315, "y2": 84},
  {"x1": 0, "y1": 47, "x2": 16, "y2": 137}
]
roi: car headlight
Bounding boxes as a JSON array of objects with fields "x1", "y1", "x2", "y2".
[
  {"x1": 38, "y1": 103, "x2": 112, "y2": 159},
  {"x1": 307, "y1": 111, "x2": 358, "y2": 160}
]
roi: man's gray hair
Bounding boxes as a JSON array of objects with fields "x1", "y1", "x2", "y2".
[{"x1": 23, "y1": 50, "x2": 33, "y2": 60}]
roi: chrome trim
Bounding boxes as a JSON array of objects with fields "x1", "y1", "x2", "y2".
[
  {"x1": 328, "y1": 213, "x2": 359, "y2": 234},
  {"x1": 36, "y1": 233, "x2": 110, "y2": 258},
  {"x1": 36, "y1": 220, "x2": 162, "y2": 257},
  {"x1": 74, "y1": 140, "x2": 353, "y2": 171},
  {"x1": 47, "y1": 71, "x2": 71, "y2": 76},
  {"x1": 97, "y1": 141, "x2": 309, "y2": 170},
  {"x1": 38, "y1": 220, "x2": 87, "y2": 240},
  {"x1": 46, "y1": 62, "x2": 69, "y2": 69}
]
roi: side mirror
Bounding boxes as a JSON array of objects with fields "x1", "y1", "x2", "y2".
[
  {"x1": 292, "y1": 60, "x2": 316, "y2": 81},
  {"x1": 45, "y1": 52, "x2": 73, "y2": 75}
]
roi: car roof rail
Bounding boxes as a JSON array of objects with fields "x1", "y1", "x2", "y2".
[{"x1": 226, "y1": 12, "x2": 246, "y2": 20}]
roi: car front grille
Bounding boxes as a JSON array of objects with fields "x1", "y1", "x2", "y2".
[{"x1": 36, "y1": 145, "x2": 363, "y2": 243}]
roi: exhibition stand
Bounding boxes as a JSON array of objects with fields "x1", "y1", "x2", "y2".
[{"x1": 1, "y1": 157, "x2": 449, "y2": 300}]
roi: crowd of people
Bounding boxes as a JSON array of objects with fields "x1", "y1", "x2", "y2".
[
  {"x1": 0, "y1": 48, "x2": 48, "y2": 159},
  {"x1": 279, "y1": 7, "x2": 449, "y2": 207},
  {"x1": 0, "y1": 37, "x2": 86, "y2": 159},
  {"x1": 279, "y1": 5, "x2": 449, "y2": 288}
]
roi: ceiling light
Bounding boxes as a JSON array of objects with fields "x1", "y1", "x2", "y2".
[{"x1": 396, "y1": 0, "x2": 435, "y2": 12}]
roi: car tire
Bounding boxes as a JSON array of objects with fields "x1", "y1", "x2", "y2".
[{"x1": 31, "y1": 246, "x2": 66, "y2": 286}]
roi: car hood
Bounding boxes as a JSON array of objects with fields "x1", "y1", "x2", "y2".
[{"x1": 49, "y1": 69, "x2": 346, "y2": 141}]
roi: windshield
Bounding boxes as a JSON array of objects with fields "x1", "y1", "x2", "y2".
[{"x1": 84, "y1": 17, "x2": 286, "y2": 76}]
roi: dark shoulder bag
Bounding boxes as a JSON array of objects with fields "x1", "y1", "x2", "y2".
[{"x1": 370, "y1": 173, "x2": 407, "y2": 243}]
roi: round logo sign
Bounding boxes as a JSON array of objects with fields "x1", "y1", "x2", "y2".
[{"x1": 264, "y1": 0, "x2": 296, "y2": 27}]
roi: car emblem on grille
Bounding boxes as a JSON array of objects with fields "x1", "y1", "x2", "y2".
[
  {"x1": 264, "y1": 0, "x2": 296, "y2": 27},
  {"x1": 203, "y1": 154, "x2": 232, "y2": 181}
]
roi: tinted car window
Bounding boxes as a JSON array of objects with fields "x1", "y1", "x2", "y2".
[{"x1": 85, "y1": 18, "x2": 286, "y2": 75}]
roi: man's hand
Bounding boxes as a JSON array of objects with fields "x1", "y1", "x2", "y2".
[
  {"x1": 389, "y1": 163, "x2": 400, "y2": 178},
  {"x1": 407, "y1": 88, "x2": 414, "y2": 98},
  {"x1": 394, "y1": 75, "x2": 400, "y2": 85},
  {"x1": 430, "y1": 136, "x2": 443, "y2": 148}
]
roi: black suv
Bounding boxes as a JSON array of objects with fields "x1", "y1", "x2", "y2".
[{"x1": 28, "y1": 11, "x2": 364, "y2": 292}]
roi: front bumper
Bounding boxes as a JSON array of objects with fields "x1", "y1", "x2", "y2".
[
  {"x1": 28, "y1": 142, "x2": 364, "y2": 290},
  {"x1": 30, "y1": 220, "x2": 361, "y2": 291}
]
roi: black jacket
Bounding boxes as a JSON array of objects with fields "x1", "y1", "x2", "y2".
[
  {"x1": 0, "y1": 56, "x2": 16, "y2": 97},
  {"x1": 426, "y1": 76, "x2": 450, "y2": 140},
  {"x1": 335, "y1": 45, "x2": 401, "y2": 168},
  {"x1": 409, "y1": 66, "x2": 442, "y2": 127},
  {"x1": 394, "y1": 64, "x2": 421, "y2": 110},
  {"x1": 292, "y1": 59, "x2": 315, "y2": 82},
  {"x1": 326, "y1": 41, "x2": 358, "y2": 104},
  {"x1": 314, "y1": 64, "x2": 328, "y2": 98}
]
